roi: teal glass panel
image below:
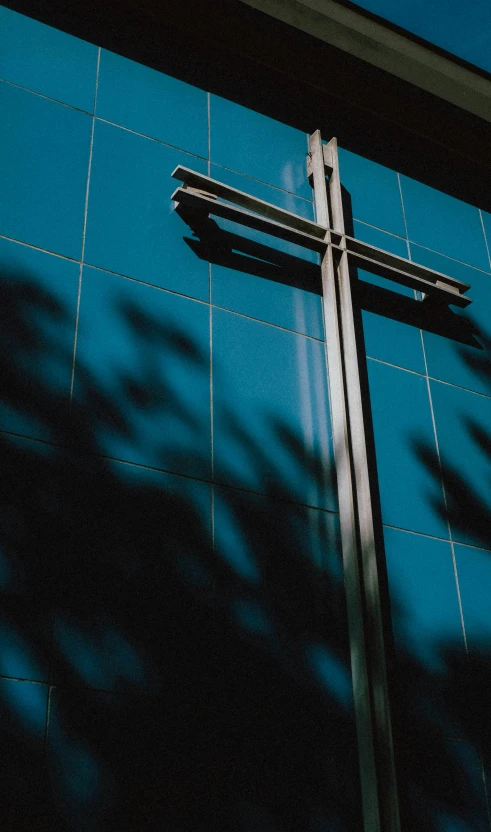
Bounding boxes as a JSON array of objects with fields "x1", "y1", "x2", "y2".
[
  {"x1": 210, "y1": 95, "x2": 311, "y2": 199},
  {"x1": 360, "y1": 268, "x2": 425, "y2": 373},
  {"x1": 400, "y1": 175, "x2": 489, "y2": 270},
  {"x1": 0, "y1": 237, "x2": 79, "y2": 442},
  {"x1": 0, "y1": 6, "x2": 98, "y2": 111},
  {"x1": 53, "y1": 459, "x2": 211, "y2": 690},
  {"x1": 355, "y1": 224, "x2": 425, "y2": 373},
  {"x1": 84, "y1": 120, "x2": 209, "y2": 301},
  {"x1": 212, "y1": 262, "x2": 323, "y2": 340},
  {"x1": 384, "y1": 526, "x2": 463, "y2": 672},
  {"x1": 481, "y1": 211, "x2": 491, "y2": 265},
  {"x1": 338, "y1": 147, "x2": 406, "y2": 236},
  {"x1": 73, "y1": 266, "x2": 211, "y2": 478},
  {"x1": 0, "y1": 677, "x2": 48, "y2": 738},
  {"x1": 412, "y1": 245, "x2": 491, "y2": 397},
  {"x1": 352, "y1": 220, "x2": 408, "y2": 257},
  {"x1": 455, "y1": 544, "x2": 491, "y2": 653},
  {"x1": 0, "y1": 81, "x2": 91, "y2": 258},
  {"x1": 96, "y1": 49, "x2": 208, "y2": 157},
  {"x1": 430, "y1": 380, "x2": 491, "y2": 548},
  {"x1": 367, "y1": 360, "x2": 447, "y2": 537},
  {"x1": 212, "y1": 308, "x2": 336, "y2": 511},
  {"x1": 214, "y1": 486, "x2": 341, "y2": 584}
]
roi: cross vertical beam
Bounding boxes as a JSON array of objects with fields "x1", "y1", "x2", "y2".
[{"x1": 309, "y1": 130, "x2": 401, "y2": 832}]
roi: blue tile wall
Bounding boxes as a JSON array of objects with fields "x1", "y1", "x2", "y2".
[
  {"x1": 96, "y1": 49, "x2": 208, "y2": 157},
  {"x1": 455, "y1": 544, "x2": 491, "y2": 654},
  {"x1": 0, "y1": 81, "x2": 92, "y2": 258},
  {"x1": 0, "y1": 237, "x2": 79, "y2": 442},
  {"x1": 212, "y1": 262, "x2": 323, "y2": 339},
  {"x1": 481, "y1": 211, "x2": 491, "y2": 261},
  {"x1": 84, "y1": 120, "x2": 209, "y2": 300},
  {"x1": 430, "y1": 380, "x2": 491, "y2": 548},
  {"x1": 210, "y1": 95, "x2": 311, "y2": 199},
  {"x1": 212, "y1": 307, "x2": 336, "y2": 511},
  {"x1": 356, "y1": 225, "x2": 425, "y2": 372},
  {"x1": 367, "y1": 359, "x2": 447, "y2": 537},
  {"x1": 0, "y1": 6, "x2": 98, "y2": 111},
  {"x1": 412, "y1": 244, "x2": 491, "y2": 397},
  {"x1": 73, "y1": 266, "x2": 211, "y2": 478},
  {"x1": 338, "y1": 148, "x2": 406, "y2": 236},
  {"x1": 400, "y1": 174, "x2": 489, "y2": 270},
  {"x1": 384, "y1": 526, "x2": 464, "y2": 671},
  {"x1": 2, "y1": 3, "x2": 491, "y2": 827}
]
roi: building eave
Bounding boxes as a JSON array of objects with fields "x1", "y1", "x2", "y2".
[{"x1": 238, "y1": 0, "x2": 491, "y2": 123}]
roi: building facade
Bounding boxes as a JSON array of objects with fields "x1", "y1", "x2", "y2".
[{"x1": 0, "y1": 1, "x2": 491, "y2": 830}]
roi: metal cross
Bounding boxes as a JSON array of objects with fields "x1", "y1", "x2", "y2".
[{"x1": 171, "y1": 132, "x2": 472, "y2": 832}]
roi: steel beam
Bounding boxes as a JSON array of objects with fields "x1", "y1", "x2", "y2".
[{"x1": 310, "y1": 130, "x2": 401, "y2": 832}]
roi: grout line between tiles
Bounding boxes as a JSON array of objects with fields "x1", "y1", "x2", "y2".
[
  {"x1": 428, "y1": 375, "x2": 491, "y2": 401},
  {"x1": 479, "y1": 209, "x2": 491, "y2": 272},
  {"x1": 0, "y1": 674, "x2": 49, "y2": 685},
  {"x1": 0, "y1": 425, "x2": 340, "y2": 517},
  {"x1": 0, "y1": 233, "x2": 79, "y2": 262},
  {"x1": 74, "y1": 261, "x2": 326, "y2": 341},
  {"x1": 407, "y1": 239, "x2": 491, "y2": 276},
  {"x1": 421, "y1": 329, "x2": 468, "y2": 652},
  {"x1": 381, "y1": 522, "x2": 491, "y2": 554},
  {"x1": 396, "y1": 172, "x2": 411, "y2": 260},
  {"x1": 211, "y1": 303, "x2": 324, "y2": 341},
  {"x1": 0, "y1": 75, "x2": 93, "y2": 114},
  {"x1": 44, "y1": 685, "x2": 53, "y2": 751},
  {"x1": 93, "y1": 116, "x2": 209, "y2": 161},
  {"x1": 368, "y1": 356, "x2": 491, "y2": 402},
  {"x1": 366, "y1": 356, "x2": 426, "y2": 377},
  {"x1": 69, "y1": 47, "x2": 100, "y2": 403}
]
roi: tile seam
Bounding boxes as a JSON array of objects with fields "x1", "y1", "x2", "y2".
[
  {"x1": 69, "y1": 46, "x2": 100, "y2": 403},
  {"x1": 407, "y1": 239, "x2": 491, "y2": 276},
  {"x1": 423, "y1": 349, "x2": 468, "y2": 651},
  {"x1": 0, "y1": 425, "x2": 340, "y2": 516},
  {"x1": 0, "y1": 233, "x2": 79, "y2": 262},
  {"x1": 0, "y1": 75, "x2": 93, "y2": 114},
  {"x1": 381, "y1": 523, "x2": 491, "y2": 554},
  {"x1": 396, "y1": 172, "x2": 411, "y2": 260},
  {"x1": 479, "y1": 208, "x2": 491, "y2": 272}
]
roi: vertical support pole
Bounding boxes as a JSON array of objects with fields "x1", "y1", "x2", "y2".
[{"x1": 309, "y1": 130, "x2": 400, "y2": 832}]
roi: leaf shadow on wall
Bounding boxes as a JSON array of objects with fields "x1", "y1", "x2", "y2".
[
  {"x1": 0, "y1": 261, "x2": 360, "y2": 832},
  {"x1": 1, "y1": 222, "x2": 490, "y2": 832},
  {"x1": 407, "y1": 313, "x2": 491, "y2": 832}
]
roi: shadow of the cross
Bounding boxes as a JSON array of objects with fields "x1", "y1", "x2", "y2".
[{"x1": 0, "y1": 258, "x2": 363, "y2": 831}]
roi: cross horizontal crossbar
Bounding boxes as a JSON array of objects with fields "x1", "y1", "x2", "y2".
[
  {"x1": 171, "y1": 166, "x2": 472, "y2": 308},
  {"x1": 171, "y1": 184, "x2": 328, "y2": 253}
]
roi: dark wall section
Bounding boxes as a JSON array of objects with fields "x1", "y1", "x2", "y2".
[{"x1": 4, "y1": 0, "x2": 491, "y2": 212}]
